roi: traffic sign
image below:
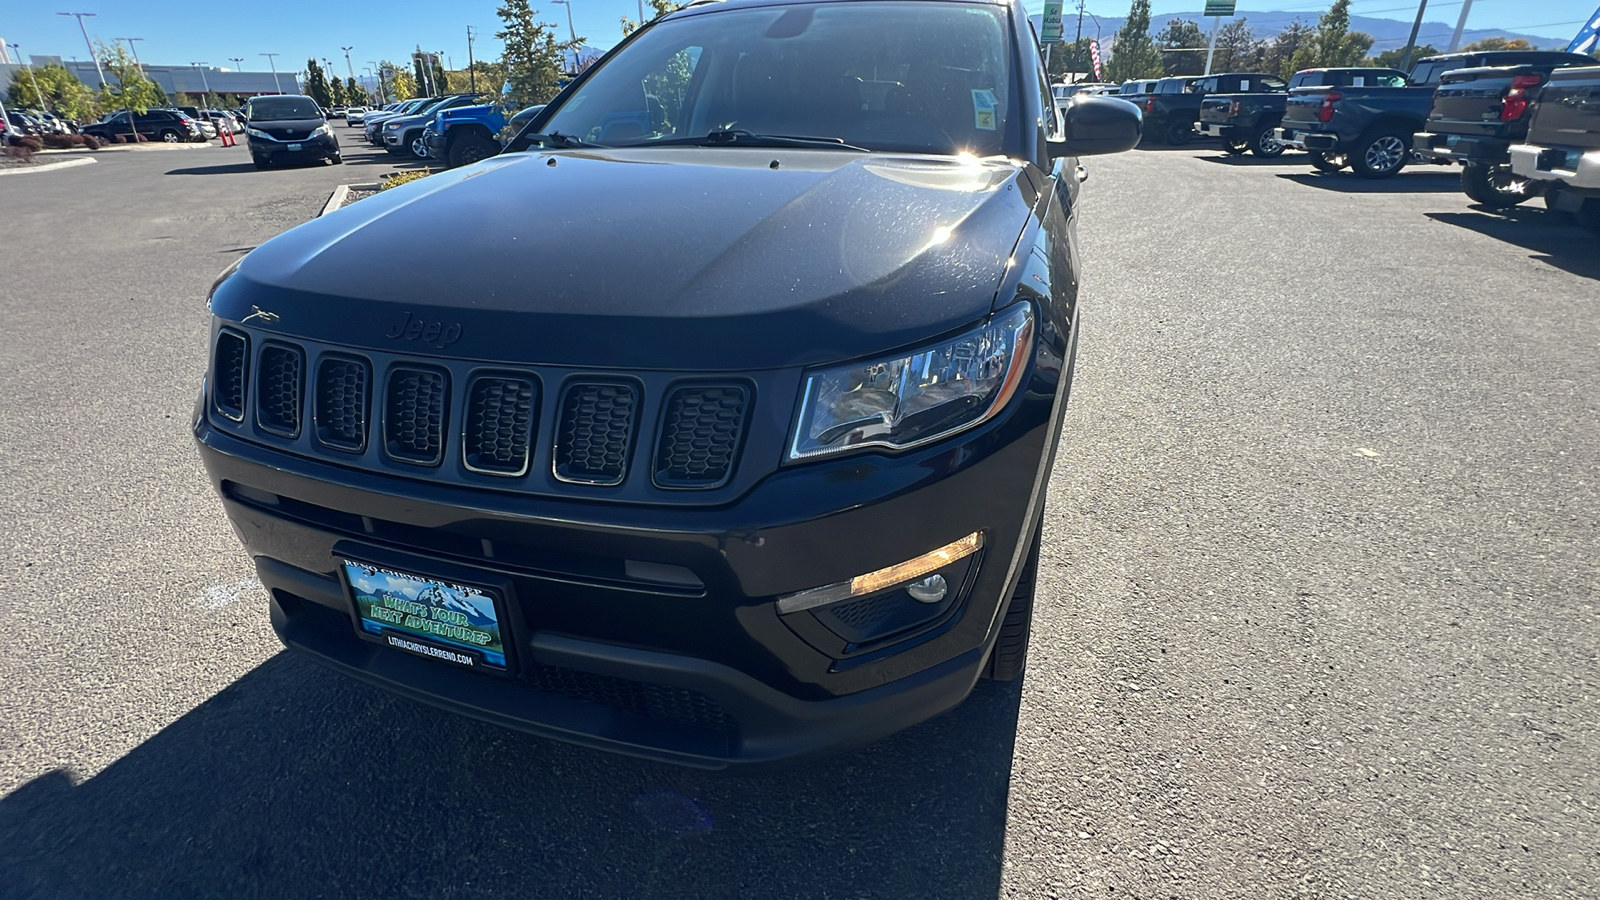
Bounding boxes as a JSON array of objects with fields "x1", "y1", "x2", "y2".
[
  {"x1": 1203, "y1": 0, "x2": 1237, "y2": 15},
  {"x1": 1041, "y1": 0, "x2": 1065, "y2": 44}
]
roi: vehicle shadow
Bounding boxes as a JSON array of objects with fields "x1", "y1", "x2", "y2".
[
  {"x1": 1426, "y1": 208, "x2": 1600, "y2": 280},
  {"x1": 1197, "y1": 153, "x2": 1318, "y2": 168},
  {"x1": 164, "y1": 162, "x2": 270, "y2": 176},
  {"x1": 0, "y1": 651, "x2": 1022, "y2": 899},
  {"x1": 1275, "y1": 170, "x2": 1461, "y2": 193}
]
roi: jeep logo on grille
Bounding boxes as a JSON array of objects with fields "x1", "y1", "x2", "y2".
[{"x1": 385, "y1": 312, "x2": 463, "y2": 349}]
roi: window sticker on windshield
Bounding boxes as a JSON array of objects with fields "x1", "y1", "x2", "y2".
[{"x1": 972, "y1": 89, "x2": 998, "y2": 131}]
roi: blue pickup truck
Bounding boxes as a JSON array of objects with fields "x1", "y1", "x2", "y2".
[{"x1": 423, "y1": 103, "x2": 545, "y2": 168}]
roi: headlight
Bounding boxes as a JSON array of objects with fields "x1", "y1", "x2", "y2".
[
  {"x1": 310, "y1": 124, "x2": 330, "y2": 137},
  {"x1": 385, "y1": 121, "x2": 402, "y2": 130},
  {"x1": 788, "y1": 303, "x2": 1034, "y2": 462},
  {"x1": 244, "y1": 126, "x2": 269, "y2": 139}
]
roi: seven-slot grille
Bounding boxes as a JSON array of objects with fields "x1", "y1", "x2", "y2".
[
  {"x1": 555, "y1": 382, "x2": 637, "y2": 485},
  {"x1": 256, "y1": 343, "x2": 304, "y2": 437},
  {"x1": 464, "y1": 376, "x2": 537, "y2": 476},
  {"x1": 212, "y1": 329, "x2": 249, "y2": 421},
  {"x1": 654, "y1": 385, "x2": 748, "y2": 488},
  {"x1": 314, "y1": 355, "x2": 369, "y2": 452},
  {"x1": 384, "y1": 366, "x2": 448, "y2": 466},
  {"x1": 212, "y1": 333, "x2": 749, "y2": 491}
]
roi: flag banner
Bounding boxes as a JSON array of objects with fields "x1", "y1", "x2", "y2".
[
  {"x1": 1570, "y1": 5, "x2": 1600, "y2": 55},
  {"x1": 1089, "y1": 39, "x2": 1103, "y2": 81}
]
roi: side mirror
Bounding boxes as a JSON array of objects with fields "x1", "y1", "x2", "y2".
[{"x1": 1048, "y1": 95, "x2": 1142, "y2": 159}]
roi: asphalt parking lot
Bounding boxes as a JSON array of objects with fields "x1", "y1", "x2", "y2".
[{"x1": 1, "y1": 133, "x2": 1595, "y2": 899}]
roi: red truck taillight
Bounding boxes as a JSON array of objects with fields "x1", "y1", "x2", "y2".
[
  {"x1": 1145, "y1": 96, "x2": 1155, "y2": 112},
  {"x1": 1229, "y1": 100, "x2": 1241, "y2": 116},
  {"x1": 1319, "y1": 91, "x2": 1340, "y2": 123},
  {"x1": 1500, "y1": 73, "x2": 1545, "y2": 122}
]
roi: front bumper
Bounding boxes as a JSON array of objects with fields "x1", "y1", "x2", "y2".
[
  {"x1": 1274, "y1": 126, "x2": 1336, "y2": 152},
  {"x1": 192, "y1": 329, "x2": 1063, "y2": 766},
  {"x1": 249, "y1": 133, "x2": 340, "y2": 163},
  {"x1": 423, "y1": 129, "x2": 447, "y2": 158},
  {"x1": 1510, "y1": 142, "x2": 1600, "y2": 192},
  {"x1": 1412, "y1": 131, "x2": 1508, "y2": 165}
]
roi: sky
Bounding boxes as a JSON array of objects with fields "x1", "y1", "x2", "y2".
[{"x1": 2, "y1": 0, "x2": 1596, "y2": 75}]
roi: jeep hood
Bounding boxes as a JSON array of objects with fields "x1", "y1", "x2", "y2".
[{"x1": 212, "y1": 148, "x2": 1035, "y2": 370}]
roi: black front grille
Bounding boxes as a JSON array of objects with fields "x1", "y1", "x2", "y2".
[
  {"x1": 384, "y1": 367, "x2": 448, "y2": 466},
  {"x1": 213, "y1": 329, "x2": 248, "y2": 421},
  {"x1": 524, "y1": 663, "x2": 735, "y2": 733},
  {"x1": 315, "y1": 355, "x2": 369, "y2": 452},
  {"x1": 464, "y1": 376, "x2": 537, "y2": 476},
  {"x1": 655, "y1": 385, "x2": 748, "y2": 488},
  {"x1": 555, "y1": 382, "x2": 636, "y2": 484},
  {"x1": 256, "y1": 343, "x2": 304, "y2": 437}
]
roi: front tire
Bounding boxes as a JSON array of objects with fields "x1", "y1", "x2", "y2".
[
  {"x1": 1250, "y1": 123, "x2": 1286, "y2": 158},
  {"x1": 983, "y1": 520, "x2": 1042, "y2": 682},
  {"x1": 1164, "y1": 119, "x2": 1192, "y2": 146},
  {"x1": 159, "y1": 128, "x2": 181, "y2": 143},
  {"x1": 409, "y1": 134, "x2": 428, "y2": 159},
  {"x1": 1460, "y1": 161, "x2": 1534, "y2": 208},
  {"x1": 1309, "y1": 150, "x2": 1348, "y2": 173},
  {"x1": 1223, "y1": 139, "x2": 1248, "y2": 156},
  {"x1": 252, "y1": 156, "x2": 269, "y2": 170},
  {"x1": 447, "y1": 132, "x2": 500, "y2": 168},
  {"x1": 1351, "y1": 130, "x2": 1410, "y2": 179}
]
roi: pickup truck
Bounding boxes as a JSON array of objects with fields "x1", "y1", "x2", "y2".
[
  {"x1": 1509, "y1": 65, "x2": 1600, "y2": 233},
  {"x1": 1414, "y1": 56, "x2": 1595, "y2": 207},
  {"x1": 1197, "y1": 68, "x2": 1405, "y2": 157},
  {"x1": 1140, "y1": 73, "x2": 1280, "y2": 145},
  {"x1": 1275, "y1": 50, "x2": 1596, "y2": 178}
]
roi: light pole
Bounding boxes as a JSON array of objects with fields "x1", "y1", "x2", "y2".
[
  {"x1": 115, "y1": 36, "x2": 144, "y2": 68},
  {"x1": 466, "y1": 27, "x2": 477, "y2": 93},
  {"x1": 190, "y1": 62, "x2": 213, "y2": 104},
  {"x1": 341, "y1": 46, "x2": 355, "y2": 82},
  {"x1": 10, "y1": 44, "x2": 47, "y2": 114},
  {"x1": 363, "y1": 66, "x2": 375, "y2": 103},
  {"x1": 551, "y1": 0, "x2": 579, "y2": 72},
  {"x1": 261, "y1": 52, "x2": 282, "y2": 94},
  {"x1": 367, "y1": 60, "x2": 386, "y2": 103},
  {"x1": 58, "y1": 12, "x2": 107, "y2": 88}
]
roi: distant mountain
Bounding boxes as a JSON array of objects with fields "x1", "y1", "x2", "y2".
[{"x1": 1033, "y1": 9, "x2": 1569, "y2": 55}]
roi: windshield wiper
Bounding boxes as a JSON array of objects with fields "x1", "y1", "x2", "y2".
[
  {"x1": 640, "y1": 130, "x2": 870, "y2": 151},
  {"x1": 522, "y1": 132, "x2": 603, "y2": 149}
]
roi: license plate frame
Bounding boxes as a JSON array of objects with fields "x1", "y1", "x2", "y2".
[
  {"x1": 338, "y1": 556, "x2": 515, "y2": 675},
  {"x1": 287, "y1": 143, "x2": 302, "y2": 151}
]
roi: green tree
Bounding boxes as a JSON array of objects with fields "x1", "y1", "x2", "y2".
[
  {"x1": 1251, "y1": 21, "x2": 1314, "y2": 80},
  {"x1": 1104, "y1": 0, "x2": 1163, "y2": 82},
  {"x1": 346, "y1": 77, "x2": 363, "y2": 104},
  {"x1": 1373, "y1": 43, "x2": 1437, "y2": 70},
  {"x1": 432, "y1": 57, "x2": 450, "y2": 94},
  {"x1": 497, "y1": 0, "x2": 583, "y2": 106},
  {"x1": 305, "y1": 58, "x2": 333, "y2": 107},
  {"x1": 448, "y1": 61, "x2": 506, "y2": 94},
  {"x1": 1047, "y1": 38, "x2": 1096, "y2": 83},
  {"x1": 6, "y1": 62, "x2": 99, "y2": 121},
  {"x1": 1156, "y1": 18, "x2": 1206, "y2": 75},
  {"x1": 332, "y1": 75, "x2": 349, "y2": 106},
  {"x1": 1289, "y1": 0, "x2": 1374, "y2": 71},
  {"x1": 620, "y1": 0, "x2": 684, "y2": 37},
  {"x1": 1211, "y1": 18, "x2": 1257, "y2": 74},
  {"x1": 390, "y1": 69, "x2": 418, "y2": 101},
  {"x1": 96, "y1": 42, "x2": 166, "y2": 116}
]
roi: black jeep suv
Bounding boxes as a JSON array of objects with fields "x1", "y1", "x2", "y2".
[{"x1": 194, "y1": 0, "x2": 1139, "y2": 767}]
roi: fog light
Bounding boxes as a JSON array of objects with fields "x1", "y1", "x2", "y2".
[
  {"x1": 906, "y1": 574, "x2": 947, "y2": 604},
  {"x1": 776, "y1": 532, "x2": 982, "y2": 614}
]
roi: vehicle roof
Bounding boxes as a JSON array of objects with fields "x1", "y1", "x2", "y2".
[{"x1": 1416, "y1": 49, "x2": 1594, "y2": 63}]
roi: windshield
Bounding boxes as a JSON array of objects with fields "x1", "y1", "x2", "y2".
[
  {"x1": 248, "y1": 97, "x2": 323, "y2": 121},
  {"x1": 539, "y1": 1, "x2": 1015, "y2": 156}
]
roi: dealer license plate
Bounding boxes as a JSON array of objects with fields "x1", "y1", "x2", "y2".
[
  {"x1": 287, "y1": 143, "x2": 302, "y2": 151},
  {"x1": 342, "y1": 559, "x2": 508, "y2": 671}
]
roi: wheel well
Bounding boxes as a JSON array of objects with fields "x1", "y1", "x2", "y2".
[
  {"x1": 1360, "y1": 117, "x2": 1420, "y2": 142},
  {"x1": 445, "y1": 123, "x2": 496, "y2": 147}
]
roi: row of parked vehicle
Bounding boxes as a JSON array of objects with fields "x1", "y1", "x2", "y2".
[
  {"x1": 1074, "y1": 49, "x2": 1600, "y2": 231},
  {"x1": 355, "y1": 94, "x2": 543, "y2": 168}
]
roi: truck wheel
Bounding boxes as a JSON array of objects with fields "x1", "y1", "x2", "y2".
[
  {"x1": 1309, "y1": 151, "x2": 1347, "y2": 173},
  {"x1": 447, "y1": 132, "x2": 499, "y2": 168},
  {"x1": 1460, "y1": 162, "x2": 1534, "y2": 209},
  {"x1": 983, "y1": 519, "x2": 1042, "y2": 682},
  {"x1": 409, "y1": 133, "x2": 429, "y2": 159},
  {"x1": 1223, "y1": 140, "x2": 1248, "y2": 155},
  {"x1": 1351, "y1": 131, "x2": 1409, "y2": 179},
  {"x1": 1250, "y1": 124, "x2": 1285, "y2": 158},
  {"x1": 1164, "y1": 119, "x2": 1192, "y2": 146},
  {"x1": 159, "y1": 128, "x2": 182, "y2": 143}
]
